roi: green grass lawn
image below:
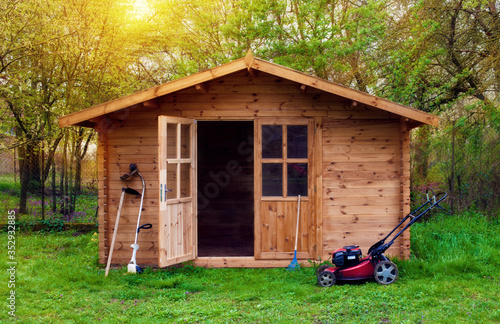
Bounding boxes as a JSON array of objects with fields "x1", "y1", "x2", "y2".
[{"x1": 1, "y1": 212, "x2": 499, "y2": 323}]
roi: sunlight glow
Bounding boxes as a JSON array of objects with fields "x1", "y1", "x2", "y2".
[{"x1": 130, "y1": 0, "x2": 151, "y2": 19}]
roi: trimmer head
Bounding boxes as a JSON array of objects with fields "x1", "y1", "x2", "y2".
[
  {"x1": 120, "y1": 163, "x2": 139, "y2": 180},
  {"x1": 128, "y1": 244, "x2": 142, "y2": 273}
]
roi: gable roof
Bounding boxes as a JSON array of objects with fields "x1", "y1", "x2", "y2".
[{"x1": 59, "y1": 51, "x2": 438, "y2": 128}]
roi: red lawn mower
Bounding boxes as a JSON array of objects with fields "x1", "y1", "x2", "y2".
[{"x1": 317, "y1": 190, "x2": 448, "y2": 287}]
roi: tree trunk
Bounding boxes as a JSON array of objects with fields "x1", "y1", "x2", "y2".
[
  {"x1": 61, "y1": 137, "x2": 68, "y2": 217},
  {"x1": 68, "y1": 132, "x2": 76, "y2": 215},
  {"x1": 41, "y1": 142, "x2": 45, "y2": 220},
  {"x1": 52, "y1": 158, "x2": 56, "y2": 214},
  {"x1": 450, "y1": 121, "x2": 456, "y2": 214},
  {"x1": 18, "y1": 143, "x2": 29, "y2": 214},
  {"x1": 73, "y1": 129, "x2": 94, "y2": 194},
  {"x1": 15, "y1": 129, "x2": 41, "y2": 214}
]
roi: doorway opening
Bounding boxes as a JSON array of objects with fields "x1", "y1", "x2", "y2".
[{"x1": 197, "y1": 121, "x2": 254, "y2": 257}]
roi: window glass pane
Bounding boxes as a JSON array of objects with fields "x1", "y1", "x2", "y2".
[
  {"x1": 287, "y1": 125, "x2": 308, "y2": 158},
  {"x1": 167, "y1": 163, "x2": 177, "y2": 199},
  {"x1": 180, "y1": 124, "x2": 191, "y2": 159},
  {"x1": 180, "y1": 163, "x2": 191, "y2": 198},
  {"x1": 287, "y1": 163, "x2": 308, "y2": 196},
  {"x1": 262, "y1": 163, "x2": 283, "y2": 196},
  {"x1": 167, "y1": 123, "x2": 177, "y2": 159},
  {"x1": 262, "y1": 125, "x2": 282, "y2": 158}
]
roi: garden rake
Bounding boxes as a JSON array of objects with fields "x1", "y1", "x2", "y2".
[{"x1": 287, "y1": 195, "x2": 301, "y2": 271}]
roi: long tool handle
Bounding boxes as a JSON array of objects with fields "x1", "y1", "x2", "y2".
[
  {"x1": 105, "y1": 190, "x2": 125, "y2": 276},
  {"x1": 133, "y1": 170, "x2": 146, "y2": 245},
  {"x1": 294, "y1": 195, "x2": 301, "y2": 251}
]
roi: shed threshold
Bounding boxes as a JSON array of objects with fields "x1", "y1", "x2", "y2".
[{"x1": 194, "y1": 257, "x2": 306, "y2": 268}]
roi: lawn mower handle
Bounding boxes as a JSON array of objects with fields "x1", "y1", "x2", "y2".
[
  {"x1": 368, "y1": 191, "x2": 434, "y2": 253},
  {"x1": 368, "y1": 191, "x2": 448, "y2": 259}
]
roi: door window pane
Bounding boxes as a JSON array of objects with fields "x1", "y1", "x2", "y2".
[
  {"x1": 167, "y1": 124, "x2": 178, "y2": 159},
  {"x1": 287, "y1": 125, "x2": 308, "y2": 159},
  {"x1": 180, "y1": 163, "x2": 191, "y2": 198},
  {"x1": 262, "y1": 125, "x2": 282, "y2": 158},
  {"x1": 262, "y1": 163, "x2": 283, "y2": 196},
  {"x1": 287, "y1": 163, "x2": 307, "y2": 196},
  {"x1": 180, "y1": 124, "x2": 191, "y2": 159},
  {"x1": 167, "y1": 163, "x2": 177, "y2": 199}
]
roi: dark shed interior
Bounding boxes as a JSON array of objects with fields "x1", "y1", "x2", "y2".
[{"x1": 197, "y1": 121, "x2": 254, "y2": 256}]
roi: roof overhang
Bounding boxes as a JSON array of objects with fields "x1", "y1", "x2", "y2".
[{"x1": 59, "y1": 51, "x2": 439, "y2": 129}]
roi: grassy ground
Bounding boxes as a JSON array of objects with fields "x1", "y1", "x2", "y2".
[{"x1": 1, "y1": 212, "x2": 499, "y2": 323}]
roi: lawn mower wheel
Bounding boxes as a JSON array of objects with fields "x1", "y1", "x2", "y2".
[
  {"x1": 373, "y1": 261, "x2": 398, "y2": 285},
  {"x1": 318, "y1": 270, "x2": 336, "y2": 287}
]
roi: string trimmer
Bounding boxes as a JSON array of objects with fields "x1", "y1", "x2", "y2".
[
  {"x1": 105, "y1": 187, "x2": 141, "y2": 276},
  {"x1": 120, "y1": 163, "x2": 152, "y2": 273}
]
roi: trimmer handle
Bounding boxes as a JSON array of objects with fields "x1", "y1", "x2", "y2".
[{"x1": 137, "y1": 223, "x2": 152, "y2": 233}]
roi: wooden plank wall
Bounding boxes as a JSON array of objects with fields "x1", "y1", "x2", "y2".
[
  {"x1": 400, "y1": 119, "x2": 411, "y2": 258},
  {"x1": 97, "y1": 132, "x2": 108, "y2": 264},
  {"x1": 321, "y1": 117, "x2": 405, "y2": 259},
  {"x1": 159, "y1": 73, "x2": 345, "y2": 119},
  {"x1": 100, "y1": 110, "x2": 160, "y2": 266}
]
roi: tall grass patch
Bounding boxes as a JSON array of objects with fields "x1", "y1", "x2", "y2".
[{"x1": 407, "y1": 211, "x2": 500, "y2": 278}]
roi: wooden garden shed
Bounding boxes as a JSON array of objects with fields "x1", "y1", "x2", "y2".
[{"x1": 59, "y1": 52, "x2": 438, "y2": 268}]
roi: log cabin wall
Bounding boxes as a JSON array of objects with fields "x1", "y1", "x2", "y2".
[
  {"x1": 321, "y1": 116, "x2": 406, "y2": 259},
  {"x1": 98, "y1": 69, "x2": 409, "y2": 266},
  {"x1": 97, "y1": 132, "x2": 108, "y2": 264},
  {"x1": 98, "y1": 109, "x2": 160, "y2": 265}
]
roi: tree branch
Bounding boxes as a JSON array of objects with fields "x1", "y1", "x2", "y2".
[
  {"x1": 42, "y1": 131, "x2": 64, "y2": 183},
  {"x1": 7, "y1": 101, "x2": 29, "y2": 136}
]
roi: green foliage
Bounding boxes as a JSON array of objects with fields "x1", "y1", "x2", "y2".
[
  {"x1": 229, "y1": 0, "x2": 388, "y2": 88},
  {"x1": 7, "y1": 219, "x2": 37, "y2": 233},
  {"x1": 38, "y1": 219, "x2": 65, "y2": 233},
  {"x1": 424, "y1": 102, "x2": 500, "y2": 214},
  {"x1": 0, "y1": 174, "x2": 21, "y2": 194}
]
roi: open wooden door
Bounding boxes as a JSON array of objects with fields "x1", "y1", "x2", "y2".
[{"x1": 158, "y1": 116, "x2": 197, "y2": 267}]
